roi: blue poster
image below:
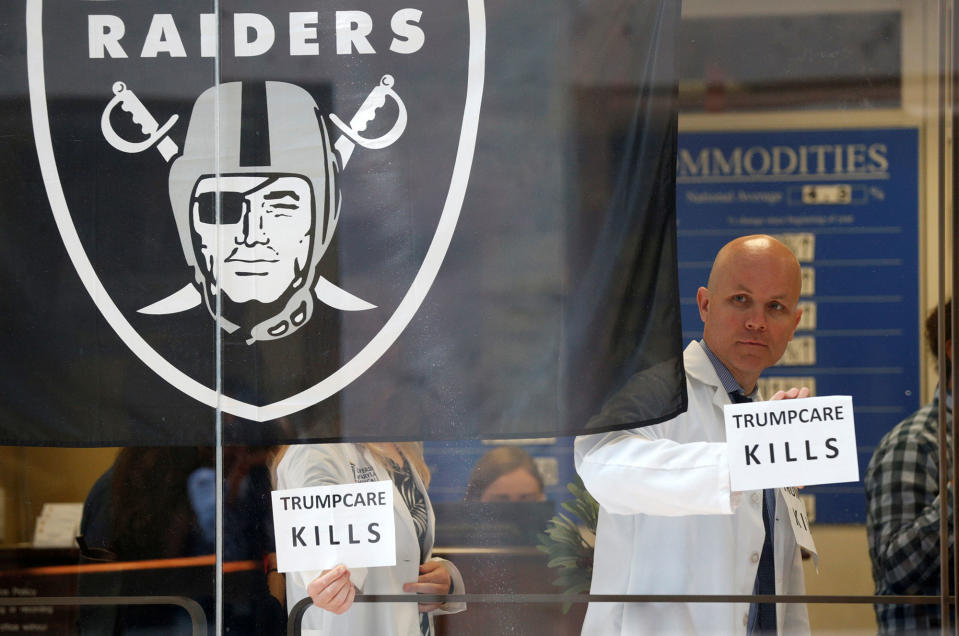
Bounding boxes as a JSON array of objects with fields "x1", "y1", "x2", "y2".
[{"x1": 676, "y1": 128, "x2": 920, "y2": 523}]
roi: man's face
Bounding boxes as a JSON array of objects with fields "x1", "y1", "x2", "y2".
[
  {"x1": 697, "y1": 248, "x2": 802, "y2": 391},
  {"x1": 189, "y1": 174, "x2": 314, "y2": 304}
]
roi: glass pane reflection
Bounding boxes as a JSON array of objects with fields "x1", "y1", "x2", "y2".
[{"x1": 0, "y1": 2, "x2": 954, "y2": 636}]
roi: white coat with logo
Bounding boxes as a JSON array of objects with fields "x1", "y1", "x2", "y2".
[
  {"x1": 575, "y1": 341, "x2": 809, "y2": 635},
  {"x1": 276, "y1": 443, "x2": 465, "y2": 636}
]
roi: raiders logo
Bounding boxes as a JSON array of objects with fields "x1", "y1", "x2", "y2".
[{"x1": 26, "y1": 0, "x2": 485, "y2": 422}]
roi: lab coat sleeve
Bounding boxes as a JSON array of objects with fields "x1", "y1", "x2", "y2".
[
  {"x1": 428, "y1": 556, "x2": 466, "y2": 615},
  {"x1": 575, "y1": 427, "x2": 734, "y2": 516}
]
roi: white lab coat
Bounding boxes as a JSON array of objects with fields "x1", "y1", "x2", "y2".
[
  {"x1": 575, "y1": 341, "x2": 809, "y2": 635},
  {"x1": 276, "y1": 443, "x2": 466, "y2": 636}
]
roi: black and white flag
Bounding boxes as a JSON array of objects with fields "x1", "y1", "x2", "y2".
[{"x1": 0, "y1": 0, "x2": 685, "y2": 445}]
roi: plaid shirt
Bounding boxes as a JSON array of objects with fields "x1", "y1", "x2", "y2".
[{"x1": 864, "y1": 390, "x2": 953, "y2": 634}]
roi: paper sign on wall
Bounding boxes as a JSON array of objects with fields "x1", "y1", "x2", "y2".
[
  {"x1": 724, "y1": 395, "x2": 858, "y2": 491},
  {"x1": 32, "y1": 503, "x2": 83, "y2": 547},
  {"x1": 272, "y1": 481, "x2": 396, "y2": 573}
]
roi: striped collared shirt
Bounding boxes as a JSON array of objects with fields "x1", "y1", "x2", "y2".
[{"x1": 699, "y1": 339, "x2": 757, "y2": 399}]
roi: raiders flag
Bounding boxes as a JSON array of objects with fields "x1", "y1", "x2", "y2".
[{"x1": 0, "y1": 0, "x2": 685, "y2": 445}]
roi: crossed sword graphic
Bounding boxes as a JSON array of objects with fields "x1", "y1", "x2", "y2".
[{"x1": 100, "y1": 76, "x2": 408, "y2": 316}]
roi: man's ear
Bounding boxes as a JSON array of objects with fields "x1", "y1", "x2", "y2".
[
  {"x1": 696, "y1": 287, "x2": 710, "y2": 324},
  {"x1": 788, "y1": 307, "x2": 803, "y2": 341}
]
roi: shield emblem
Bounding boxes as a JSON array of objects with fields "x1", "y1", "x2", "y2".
[{"x1": 26, "y1": 0, "x2": 485, "y2": 423}]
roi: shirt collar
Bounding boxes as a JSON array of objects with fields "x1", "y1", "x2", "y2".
[{"x1": 700, "y1": 339, "x2": 756, "y2": 398}]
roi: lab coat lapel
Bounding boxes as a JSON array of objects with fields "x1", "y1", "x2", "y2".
[
  {"x1": 409, "y1": 459, "x2": 435, "y2": 556},
  {"x1": 392, "y1": 480, "x2": 417, "y2": 556},
  {"x1": 684, "y1": 341, "x2": 730, "y2": 430}
]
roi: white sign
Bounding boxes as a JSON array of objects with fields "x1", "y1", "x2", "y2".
[
  {"x1": 780, "y1": 487, "x2": 818, "y2": 570},
  {"x1": 272, "y1": 480, "x2": 396, "y2": 573},
  {"x1": 724, "y1": 395, "x2": 858, "y2": 491}
]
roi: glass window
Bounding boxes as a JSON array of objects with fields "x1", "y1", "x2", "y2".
[{"x1": 1, "y1": 2, "x2": 955, "y2": 635}]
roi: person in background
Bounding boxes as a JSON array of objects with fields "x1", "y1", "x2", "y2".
[
  {"x1": 79, "y1": 447, "x2": 214, "y2": 562},
  {"x1": 464, "y1": 446, "x2": 546, "y2": 503},
  {"x1": 865, "y1": 300, "x2": 953, "y2": 634},
  {"x1": 575, "y1": 234, "x2": 810, "y2": 635},
  {"x1": 274, "y1": 442, "x2": 465, "y2": 636},
  {"x1": 78, "y1": 446, "x2": 284, "y2": 634}
]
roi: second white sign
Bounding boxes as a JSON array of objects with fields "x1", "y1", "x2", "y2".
[{"x1": 724, "y1": 395, "x2": 858, "y2": 491}]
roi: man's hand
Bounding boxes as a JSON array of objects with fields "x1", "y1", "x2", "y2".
[
  {"x1": 403, "y1": 560, "x2": 453, "y2": 612},
  {"x1": 307, "y1": 565, "x2": 356, "y2": 615},
  {"x1": 770, "y1": 387, "x2": 810, "y2": 400}
]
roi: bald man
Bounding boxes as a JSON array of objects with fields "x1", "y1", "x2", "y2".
[{"x1": 575, "y1": 235, "x2": 810, "y2": 635}]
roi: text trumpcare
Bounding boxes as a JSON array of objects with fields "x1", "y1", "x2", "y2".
[
  {"x1": 272, "y1": 480, "x2": 397, "y2": 572},
  {"x1": 724, "y1": 395, "x2": 859, "y2": 491},
  {"x1": 279, "y1": 490, "x2": 388, "y2": 511},
  {"x1": 732, "y1": 404, "x2": 845, "y2": 429}
]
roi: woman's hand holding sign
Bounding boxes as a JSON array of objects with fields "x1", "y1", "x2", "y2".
[
  {"x1": 308, "y1": 565, "x2": 356, "y2": 615},
  {"x1": 404, "y1": 560, "x2": 453, "y2": 612},
  {"x1": 308, "y1": 560, "x2": 452, "y2": 615}
]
